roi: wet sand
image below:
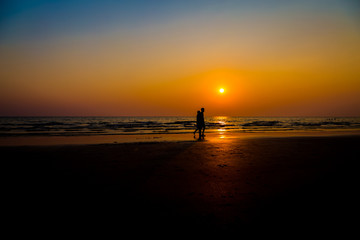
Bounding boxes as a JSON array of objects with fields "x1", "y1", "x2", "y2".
[
  {"x1": 3, "y1": 135, "x2": 359, "y2": 233},
  {"x1": 2, "y1": 129, "x2": 360, "y2": 146}
]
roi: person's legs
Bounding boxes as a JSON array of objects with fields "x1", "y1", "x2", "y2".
[{"x1": 193, "y1": 128, "x2": 198, "y2": 138}]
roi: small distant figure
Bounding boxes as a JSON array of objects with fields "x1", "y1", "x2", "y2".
[
  {"x1": 194, "y1": 108, "x2": 205, "y2": 140},
  {"x1": 200, "y1": 108, "x2": 205, "y2": 139},
  {"x1": 193, "y1": 110, "x2": 201, "y2": 138}
]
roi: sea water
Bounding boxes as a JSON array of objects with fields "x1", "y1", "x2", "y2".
[{"x1": 1, "y1": 116, "x2": 359, "y2": 137}]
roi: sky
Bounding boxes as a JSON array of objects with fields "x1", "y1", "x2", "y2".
[{"x1": 0, "y1": 0, "x2": 359, "y2": 116}]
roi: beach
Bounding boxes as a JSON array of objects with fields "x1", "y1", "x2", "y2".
[
  {"x1": 3, "y1": 133, "x2": 359, "y2": 233},
  {"x1": 2, "y1": 0, "x2": 360, "y2": 235}
]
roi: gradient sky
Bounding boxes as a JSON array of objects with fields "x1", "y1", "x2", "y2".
[{"x1": 1, "y1": 0, "x2": 359, "y2": 116}]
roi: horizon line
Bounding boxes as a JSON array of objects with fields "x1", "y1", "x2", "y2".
[{"x1": 0, "y1": 115, "x2": 359, "y2": 118}]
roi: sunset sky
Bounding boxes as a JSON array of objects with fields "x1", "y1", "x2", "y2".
[{"x1": 1, "y1": 0, "x2": 359, "y2": 116}]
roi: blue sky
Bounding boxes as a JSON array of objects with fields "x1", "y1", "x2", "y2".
[{"x1": 1, "y1": 0, "x2": 358, "y2": 43}]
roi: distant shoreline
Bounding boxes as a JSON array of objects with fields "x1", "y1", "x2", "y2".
[
  {"x1": 1, "y1": 130, "x2": 360, "y2": 146},
  {"x1": 1, "y1": 116, "x2": 360, "y2": 145}
]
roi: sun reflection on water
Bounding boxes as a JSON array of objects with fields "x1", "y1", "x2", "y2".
[
  {"x1": 214, "y1": 117, "x2": 227, "y2": 140},
  {"x1": 217, "y1": 128, "x2": 227, "y2": 139}
]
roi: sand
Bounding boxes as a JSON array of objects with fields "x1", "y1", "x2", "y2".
[{"x1": 3, "y1": 135, "x2": 359, "y2": 234}]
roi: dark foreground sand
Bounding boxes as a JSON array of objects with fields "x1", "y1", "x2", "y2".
[{"x1": 3, "y1": 135, "x2": 359, "y2": 234}]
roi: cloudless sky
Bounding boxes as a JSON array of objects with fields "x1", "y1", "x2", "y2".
[{"x1": 1, "y1": 0, "x2": 359, "y2": 116}]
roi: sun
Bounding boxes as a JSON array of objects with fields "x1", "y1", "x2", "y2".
[{"x1": 219, "y1": 88, "x2": 225, "y2": 93}]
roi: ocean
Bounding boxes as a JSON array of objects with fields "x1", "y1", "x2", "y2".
[{"x1": 1, "y1": 116, "x2": 359, "y2": 137}]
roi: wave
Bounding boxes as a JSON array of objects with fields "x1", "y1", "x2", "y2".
[{"x1": 0, "y1": 117, "x2": 359, "y2": 137}]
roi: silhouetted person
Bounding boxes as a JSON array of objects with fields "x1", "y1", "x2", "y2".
[
  {"x1": 199, "y1": 108, "x2": 205, "y2": 139},
  {"x1": 194, "y1": 110, "x2": 201, "y2": 138}
]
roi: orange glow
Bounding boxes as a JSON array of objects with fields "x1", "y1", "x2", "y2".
[{"x1": 0, "y1": 5, "x2": 359, "y2": 116}]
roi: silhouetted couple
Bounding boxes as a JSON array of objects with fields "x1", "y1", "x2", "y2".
[{"x1": 194, "y1": 108, "x2": 205, "y2": 140}]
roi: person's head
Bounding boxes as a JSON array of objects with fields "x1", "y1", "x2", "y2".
[
  {"x1": 201, "y1": 108, "x2": 204, "y2": 112},
  {"x1": 197, "y1": 110, "x2": 200, "y2": 114}
]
